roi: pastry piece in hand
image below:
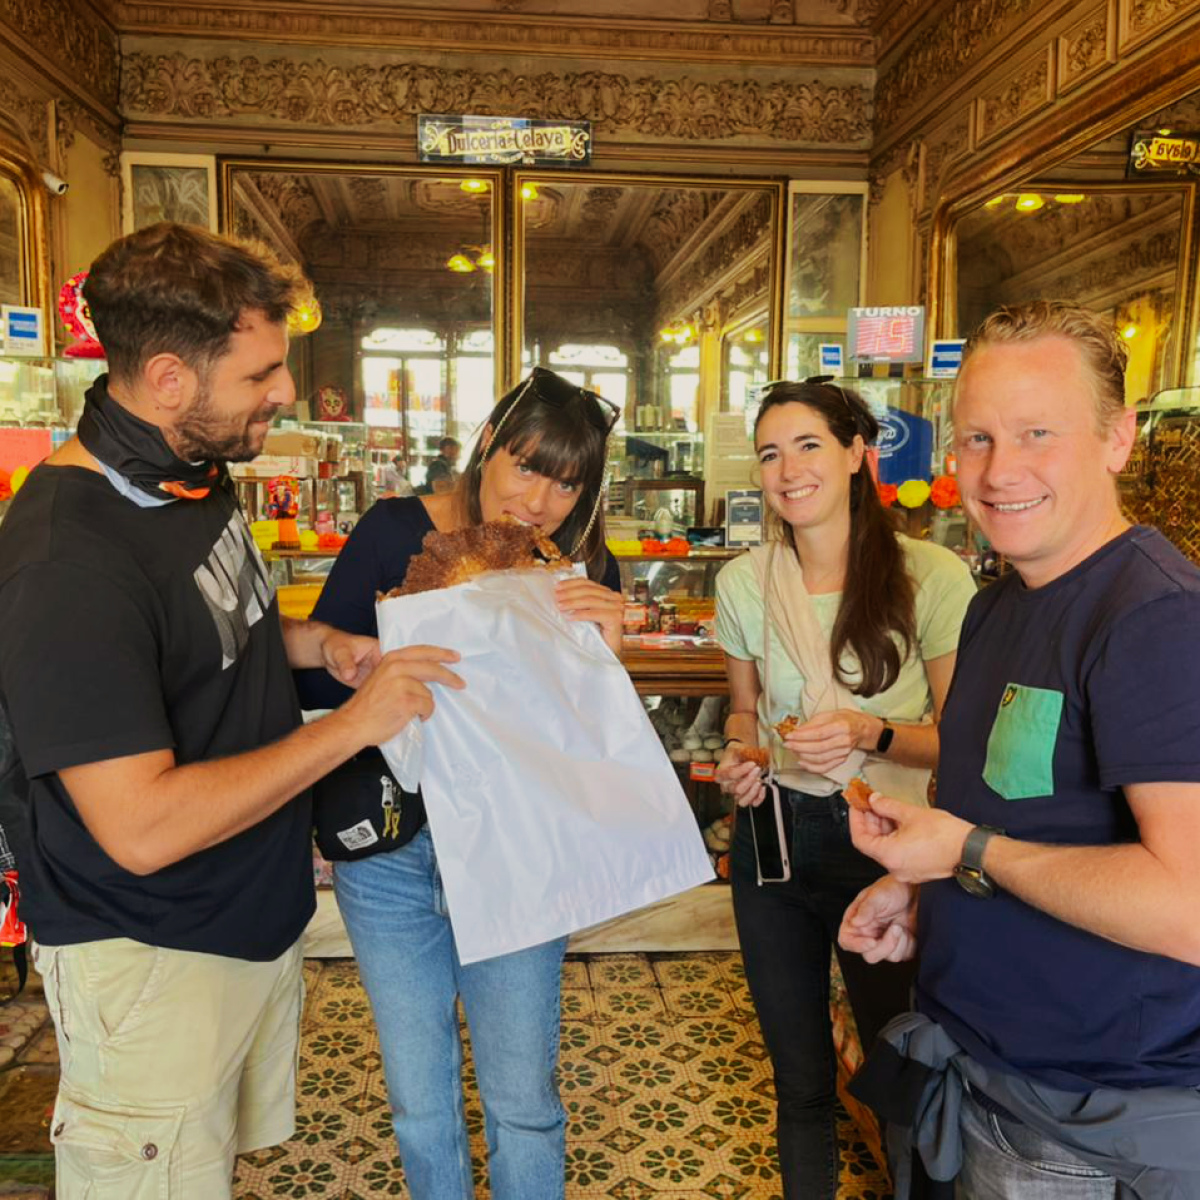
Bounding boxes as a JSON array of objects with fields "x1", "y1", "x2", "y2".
[
  {"x1": 773, "y1": 714, "x2": 800, "y2": 740},
  {"x1": 736, "y1": 745, "x2": 770, "y2": 771},
  {"x1": 841, "y1": 776, "x2": 874, "y2": 813},
  {"x1": 385, "y1": 518, "x2": 566, "y2": 598}
]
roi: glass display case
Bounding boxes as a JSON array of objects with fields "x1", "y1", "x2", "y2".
[
  {"x1": 620, "y1": 479, "x2": 705, "y2": 535},
  {"x1": 0, "y1": 354, "x2": 105, "y2": 429},
  {"x1": 1123, "y1": 385, "x2": 1200, "y2": 566},
  {"x1": 0, "y1": 355, "x2": 107, "y2": 523}
]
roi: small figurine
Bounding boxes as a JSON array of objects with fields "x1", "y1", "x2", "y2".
[
  {"x1": 266, "y1": 474, "x2": 302, "y2": 549},
  {"x1": 316, "y1": 384, "x2": 350, "y2": 422},
  {"x1": 57, "y1": 272, "x2": 106, "y2": 358}
]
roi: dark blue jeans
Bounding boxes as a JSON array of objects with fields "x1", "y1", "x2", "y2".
[{"x1": 731, "y1": 787, "x2": 916, "y2": 1200}]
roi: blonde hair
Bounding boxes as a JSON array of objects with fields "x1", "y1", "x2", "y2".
[{"x1": 962, "y1": 301, "x2": 1128, "y2": 431}]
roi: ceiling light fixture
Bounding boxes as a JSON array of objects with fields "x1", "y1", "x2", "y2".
[
  {"x1": 459, "y1": 179, "x2": 489, "y2": 194},
  {"x1": 1054, "y1": 193, "x2": 1086, "y2": 204},
  {"x1": 446, "y1": 253, "x2": 476, "y2": 273},
  {"x1": 1015, "y1": 193, "x2": 1045, "y2": 212}
]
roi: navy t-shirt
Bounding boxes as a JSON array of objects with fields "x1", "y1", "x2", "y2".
[
  {"x1": 295, "y1": 496, "x2": 621, "y2": 832},
  {"x1": 918, "y1": 527, "x2": 1200, "y2": 1091}
]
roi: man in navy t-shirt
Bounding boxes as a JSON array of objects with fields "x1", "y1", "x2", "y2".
[{"x1": 838, "y1": 301, "x2": 1200, "y2": 1197}]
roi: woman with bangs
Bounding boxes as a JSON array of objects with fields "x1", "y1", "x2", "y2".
[
  {"x1": 296, "y1": 367, "x2": 623, "y2": 1200},
  {"x1": 712, "y1": 379, "x2": 976, "y2": 1199}
]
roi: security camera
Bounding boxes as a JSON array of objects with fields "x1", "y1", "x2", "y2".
[{"x1": 41, "y1": 170, "x2": 69, "y2": 196}]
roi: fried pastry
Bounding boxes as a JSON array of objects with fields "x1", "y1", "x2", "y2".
[
  {"x1": 841, "y1": 776, "x2": 874, "y2": 813},
  {"x1": 384, "y1": 518, "x2": 566, "y2": 598},
  {"x1": 774, "y1": 714, "x2": 801, "y2": 740},
  {"x1": 736, "y1": 745, "x2": 770, "y2": 770}
]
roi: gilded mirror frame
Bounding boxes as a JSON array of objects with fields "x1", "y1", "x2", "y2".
[{"x1": 0, "y1": 134, "x2": 51, "y2": 315}]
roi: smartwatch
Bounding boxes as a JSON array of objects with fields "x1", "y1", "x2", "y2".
[
  {"x1": 954, "y1": 825, "x2": 1003, "y2": 898},
  {"x1": 874, "y1": 719, "x2": 895, "y2": 755}
]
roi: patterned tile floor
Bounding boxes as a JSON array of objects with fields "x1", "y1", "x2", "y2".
[{"x1": 0, "y1": 952, "x2": 891, "y2": 1199}]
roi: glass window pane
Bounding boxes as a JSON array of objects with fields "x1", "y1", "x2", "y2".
[
  {"x1": 787, "y1": 192, "x2": 863, "y2": 321},
  {"x1": 454, "y1": 355, "x2": 496, "y2": 437}
]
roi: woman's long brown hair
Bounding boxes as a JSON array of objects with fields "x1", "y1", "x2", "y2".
[
  {"x1": 456, "y1": 373, "x2": 610, "y2": 581},
  {"x1": 754, "y1": 380, "x2": 917, "y2": 697}
]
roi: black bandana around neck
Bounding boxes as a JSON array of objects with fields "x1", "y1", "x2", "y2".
[{"x1": 77, "y1": 375, "x2": 225, "y2": 501}]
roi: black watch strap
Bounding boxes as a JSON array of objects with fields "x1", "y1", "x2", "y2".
[
  {"x1": 875, "y1": 719, "x2": 895, "y2": 755},
  {"x1": 954, "y1": 824, "x2": 1004, "y2": 898}
]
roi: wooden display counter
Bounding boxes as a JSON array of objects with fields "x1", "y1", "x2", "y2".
[{"x1": 621, "y1": 640, "x2": 727, "y2": 697}]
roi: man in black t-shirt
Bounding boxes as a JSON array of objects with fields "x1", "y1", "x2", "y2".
[
  {"x1": 0, "y1": 224, "x2": 462, "y2": 1200},
  {"x1": 838, "y1": 302, "x2": 1200, "y2": 1196}
]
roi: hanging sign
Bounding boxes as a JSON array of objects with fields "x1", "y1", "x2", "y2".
[
  {"x1": 1129, "y1": 131, "x2": 1200, "y2": 176},
  {"x1": 418, "y1": 115, "x2": 592, "y2": 168},
  {"x1": 847, "y1": 306, "x2": 926, "y2": 364}
]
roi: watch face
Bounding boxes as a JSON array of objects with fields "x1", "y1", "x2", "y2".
[{"x1": 954, "y1": 865, "x2": 995, "y2": 899}]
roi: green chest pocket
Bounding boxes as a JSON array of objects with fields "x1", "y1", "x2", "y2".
[{"x1": 983, "y1": 683, "x2": 1064, "y2": 800}]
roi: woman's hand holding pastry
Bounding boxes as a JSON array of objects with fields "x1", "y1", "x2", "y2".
[
  {"x1": 715, "y1": 747, "x2": 767, "y2": 807},
  {"x1": 781, "y1": 709, "x2": 881, "y2": 772},
  {"x1": 556, "y1": 578, "x2": 625, "y2": 656}
]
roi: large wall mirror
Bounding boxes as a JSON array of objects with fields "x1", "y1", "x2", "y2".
[
  {"x1": 222, "y1": 161, "x2": 503, "y2": 490},
  {"x1": 783, "y1": 186, "x2": 866, "y2": 381},
  {"x1": 944, "y1": 88, "x2": 1200, "y2": 566},
  {"x1": 947, "y1": 96, "x2": 1199, "y2": 402},
  {"x1": 514, "y1": 171, "x2": 784, "y2": 436},
  {"x1": 0, "y1": 134, "x2": 49, "y2": 315},
  {"x1": 956, "y1": 183, "x2": 1193, "y2": 400}
]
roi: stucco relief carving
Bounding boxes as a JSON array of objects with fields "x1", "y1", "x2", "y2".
[
  {"x1": 246, "y1": 173, "x2": 321, "y2": 242},
  {"x1": 120, "y1": 53, "x2": 872, "y2": 146},
  {"x1": 874, "y1": 0, "x2": 1038, "y2": 140},
  {"x1": 657, "y1": 192, "x2": 772, "y2": 318},
  {"x1": 923, "y1": 120, "x2": 970, "y2": 210},
  {"x1": 55, "y1": 97, "x2": 121, "y2": 161},
  {"x1": 1128, "y1": 0, "x2": 1192, "y2": 34},
  {"x1": 0, "y1": 75, "x2": 50, "y2": 161},
  {"x1": 116, "y1": 5, "x2": 871, "y2": 65},
  {"x1": 976, "y1": 51, "x2": 1051, "y2": 145},
  {"x1": 580, "y1": 186, "x2": 623, "y2": 236},
  {"x1": 0, "y1": 0, "x2": 119, "y2": 111},
  {"x1": 1061, "y1": 10, "x2": 1110, "y2": 83},
  {"x1": 1046, "y1": 227, "x2": 1179, "y2": 303},
  {"x1": 646, "y1": 190, "x2": 725, "y2": 270},
  {"x1": 348, "y1": 175, "x2": 388, "y2": 211}
]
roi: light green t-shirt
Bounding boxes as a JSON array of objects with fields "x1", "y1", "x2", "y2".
[{"x1": 714, "y1": 535, "x2": 976, "y2": 737}]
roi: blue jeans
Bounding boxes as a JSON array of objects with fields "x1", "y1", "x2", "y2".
[
  {"x1": 957, "y1": 1088, "x2": 1117, "y2": 1199},
  {"x1": 731, "y1": 788, "x2": 916, "y2": 1200},
  {"x1": 334, "y1": 826, "x2": 568, "y2": 1200}
]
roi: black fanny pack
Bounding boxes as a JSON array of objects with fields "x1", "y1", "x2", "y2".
[{"x1": 311, "y1": 746, "x2": 426, "y2": 862}]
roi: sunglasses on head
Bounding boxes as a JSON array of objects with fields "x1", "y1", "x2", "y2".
[{"x1": 524, "y1": 366, "x2": 621, "y2": 435}]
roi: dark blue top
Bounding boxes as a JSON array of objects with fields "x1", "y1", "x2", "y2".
[
  {"x1": 295, "y1": 497, "x2": 621, "y2": 831},
  {"x1": 918, "y1": 526, "x2": 1200, "y2": 1091}
]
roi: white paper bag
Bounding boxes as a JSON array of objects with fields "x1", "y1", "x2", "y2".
[{"x1": 376, "y1": 567, "x2": 714, "y2": 964}]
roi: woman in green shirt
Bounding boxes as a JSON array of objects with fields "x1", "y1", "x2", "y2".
[{"x1": 713, "y1": 380, "x2": 975, "y2": 1200}]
